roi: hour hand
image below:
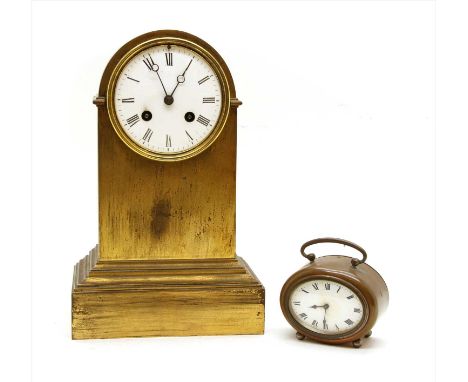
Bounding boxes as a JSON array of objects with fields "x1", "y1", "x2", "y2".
[{"x1": 309, "y1": 303, "x2": 330, "y2": 309}]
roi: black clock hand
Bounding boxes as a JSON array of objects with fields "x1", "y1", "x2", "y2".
[
  {"x1": 169, "y1": 58, "x2": 193, "y2": 97},
  {"x1": 143, "y1": 54, "x2": 169, "y2": 96},
  {"x1": 323, "y1": 303, "x2": 329, "y2": 329},
  {"x1": 154, "y1": 68, "x2": 169, "y2": 96}
]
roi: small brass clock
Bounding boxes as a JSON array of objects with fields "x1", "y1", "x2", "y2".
[{"x1": 280, "y1": 238, "x2": 389, "y2": 348}]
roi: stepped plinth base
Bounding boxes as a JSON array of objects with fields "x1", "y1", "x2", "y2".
[{"x1": 72, "y1": 246, "x2": 265, "y2": 339}]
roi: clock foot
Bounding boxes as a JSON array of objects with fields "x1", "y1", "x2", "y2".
[
  {"x1": 296, "y1": 332, "x2": 306, "y2": 341},
  {"x1": 352, "y1": 339, "x2": 362, "y2": 348},
  {"x1": 365, "y1": 330, "x2": 372, "y2": 338}
]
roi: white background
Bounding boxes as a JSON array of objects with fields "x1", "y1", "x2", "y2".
[{"x1": 3, "y1": 0, "x2": 467, "y2": 381}]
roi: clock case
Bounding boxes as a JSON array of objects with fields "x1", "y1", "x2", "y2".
[
  {"x1": 71, "y1": 30, "x2": 265, "y2": 339},
  {"x1": 280, "y1": 238, "x2": 388, "y2": 348}
]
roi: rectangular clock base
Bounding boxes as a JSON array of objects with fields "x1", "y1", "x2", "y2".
[{"x1": 72, "y1": 246, "x2": 265, "y2": 339}]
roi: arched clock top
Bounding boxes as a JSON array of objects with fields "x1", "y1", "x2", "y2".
[
  {"x1": 98, "y1": 30, "x2": 237, "y2": 98},
  {"x1": 95, "y1": 30, "x2": 240, "y2": 162}
]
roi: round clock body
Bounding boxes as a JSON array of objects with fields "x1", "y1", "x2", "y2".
[
  {"x1": 102, "y1": 31, "x2": 232, "y2": 161},
  {"x1": 280, "y1": 239, "x2": 389, "y2": 347}
]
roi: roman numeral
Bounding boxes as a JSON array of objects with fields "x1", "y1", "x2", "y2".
[
  {"x1": 312, "y1": 283, "x2": 319, "y2": 290},
  {"x1": 166, "y1": 134, "x2": 172, "y2": 147},
  {"x1": 301, "y1": 288, "x2": 309, "y2": 293},
  {"x1": 165, "y1": 52, "x2": 173, "y2": 66},
  {"x1": 344, "y1": 319, "x2": 354, "y2": 326},
  {"x1": 125, "y1": 75, "x2": 139, "y2": 82},
  {"x1": 293, "y1": 301, "x2": 301, "y2": 306},
  {"x1": 203, "y1": 97, "x2": 215, "y2": 103},
  {"x1": 347, "y1": 295, "x2": 355, "y2": 300},
  {"x1": 325, "y1": 283, "x2": 331, "y2": 290},
  {"x1": 143, "y1": 54, "x2": 156, "y2": 71},
  {"x1": 185, "y1": 130, "x2": 193, "y2": 141},
  {"x1": 323, "y1": 320, "x2": 328, "y2": 330},
  {"x1": 121, "y1": 98, "x2": 134, "y2": 103},
  {"x1": 311, "y1": 320, "x2": 318, "y2": 327},
  {"x1": 126, "y1": 114, "x2": 139, "y2": 127},
  {"x1": 336, "y1": 286, "x2": 341, "y2": 293},
  {"x1": 354, "y1": 308, "x2": 361, "y2": 313},
  {"x1": 299, "y1": 313, "x2": 308, "y2": 320},
  {"x1": 142, "y1": 128, "x2": 153, "y2": 142},
  {"x1": 197, "y1": 115, "x2": 210, "y2": 126},
  {"x1": 335, "y1": 324, "x2": 340, "y2": 331},
  {"x1": 198, "y1": 75, "x2": 210, "y2": 85}
]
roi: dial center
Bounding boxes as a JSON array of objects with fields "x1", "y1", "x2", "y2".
[{"x1": 164, "y1": 95, "x2": 174, "y2": 105}]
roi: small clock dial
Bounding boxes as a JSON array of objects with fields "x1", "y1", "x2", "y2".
[
  {"x1": 289, "y1": 279, "x2": 364, "y2": 336},
  {"x1": 113, "y1": 44, "x2": 222, "y2": 154}
]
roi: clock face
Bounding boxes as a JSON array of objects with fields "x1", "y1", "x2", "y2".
[
  {"x1": 289, "y1": 279, "x2": 365, "y2": 336},
  {"x1": 112, "y1": 44, "x2": 223, "y2": 156}
]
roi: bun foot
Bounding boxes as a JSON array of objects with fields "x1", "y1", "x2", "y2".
[
  {"x1": 352, "y1": 338, "x2": 362, "y2": 348},
  {"x1": 365, "y1": 330, "x2": 372, "y2": 338},
  {"x1": 296, "y1": 332, "x2": 306, "y2": 340}
]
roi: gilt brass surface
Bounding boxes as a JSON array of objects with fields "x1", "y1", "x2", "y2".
[
  {"x1": 71, "y1": 30, "x2": 265, "y2": 339},
  {"x1": 72, "y1": 247, "x2": 264, "y2": 339},
  {"x1": 98, "y1": 30, "x2": 238, "y2": 261}
]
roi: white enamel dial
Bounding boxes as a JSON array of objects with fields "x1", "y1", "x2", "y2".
[
  {"x1": 113, "y1": 44, "x2": 222, "y2": 154},
  {"x1": 289, "y1": 279, "x2": 364, "y2": 336}
]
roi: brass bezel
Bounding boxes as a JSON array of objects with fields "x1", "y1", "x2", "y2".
[
  {"x1": 106, "y1": 36, "x2": 231, "y2": 162},
  {"x1": 283, "y1": 274, "x2": 370, "y2": 342}
]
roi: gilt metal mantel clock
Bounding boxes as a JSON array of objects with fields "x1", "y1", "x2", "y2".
[{"x1": 71, "y1": 30, "x2": 265, "y2": 339}]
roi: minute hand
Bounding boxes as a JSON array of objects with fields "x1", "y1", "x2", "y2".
[{"x1": 170, "y1": 58, "x2": 193, "y2": 97}]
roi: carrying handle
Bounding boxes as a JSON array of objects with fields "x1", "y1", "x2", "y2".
[{"x1": 300, "y1": 237, "x2": 367, "y2": 267}]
